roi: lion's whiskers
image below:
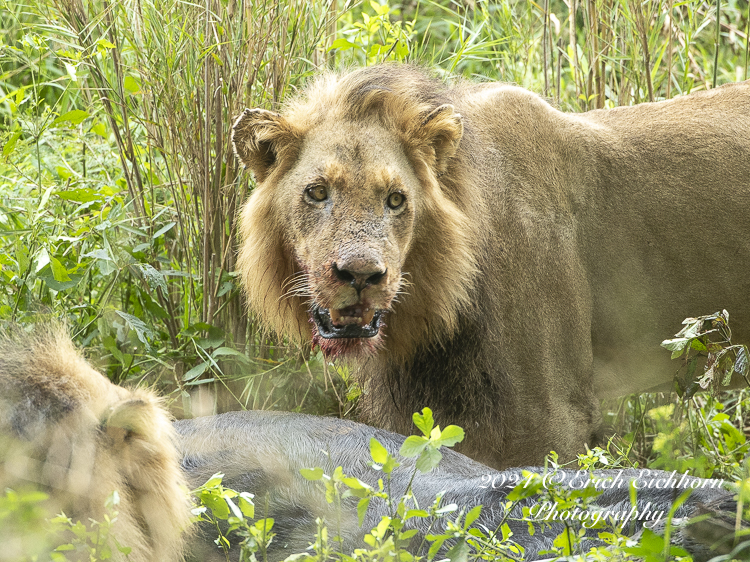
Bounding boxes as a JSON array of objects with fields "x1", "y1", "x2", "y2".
[{"x1": 279, "y1": 271, "x2": 313, "y2": 302}]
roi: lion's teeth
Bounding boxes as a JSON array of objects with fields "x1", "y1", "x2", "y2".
[
  {"x1": 362, "y1": 308, "x2": 375, "y2": 326},
  {"x1": 330, "y1": 308, "x2": 342, "y2": 325},
  {"x1": 329, "y1": 305, "x2": 377, "y2": 327}
]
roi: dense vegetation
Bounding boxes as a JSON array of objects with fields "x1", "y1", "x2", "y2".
[{"x1": 2, "y1": 0, "x2": 750, "y2": 559}]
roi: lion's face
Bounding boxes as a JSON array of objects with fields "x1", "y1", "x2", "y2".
[
  {"x1": 275, "y1": 121, "x2": 419, "y2": 354},
  {"x1": 233, "y1": 73, "x2": 476, "y2": 359}
]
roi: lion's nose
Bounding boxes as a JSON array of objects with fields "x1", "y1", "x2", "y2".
[{"x1": 332, "y1": 261, "x2": 387, "y2": 291}]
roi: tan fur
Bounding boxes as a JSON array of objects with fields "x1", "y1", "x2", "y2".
[
  {"x1": 233, "y1": 64, "x2": 750, "y2": 469},
  {"x1": 0, "y1": 326, "x2": 191, "y2": 562}
]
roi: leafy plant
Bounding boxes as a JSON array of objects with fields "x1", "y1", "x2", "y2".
[
  {"x1": 0, "y1": 488, "x2": 132, "y2": 561},
  {"x1": 662, "y1": 310, "x2": 749, "y2": 397},
  {"x1": 331, "y1": 0, "x2": 416, "y2": 64}
]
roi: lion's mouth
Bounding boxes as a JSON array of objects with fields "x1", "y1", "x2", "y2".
[{"x1": 312, "y1": 305, "x2": 385, "y2": 339}]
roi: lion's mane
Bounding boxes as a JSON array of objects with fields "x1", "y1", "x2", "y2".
[{"x1": 236, "y1": 66, "x2": 484, "y2": 361}]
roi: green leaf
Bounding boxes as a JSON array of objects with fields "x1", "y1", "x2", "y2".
[
  {"x1": 2, "y1": 131, "x2": 21, "y2": 156},
  {"x1": 200, "y1": 490, "x2": 230, "y2": 519},
  {"x1": 56, "y1": 188, "x2": 101, "y2": 203},
  {"x1": 435, "y1": 425, "x2": 465, "y2": 447},
  {"x1": 50, "y1": 256, "x2": 71, "y2": 282},
  {"x1": 329, "y1": 37, "x2": 357, "y2": 51},
  {"x1": 212, "y1": 346, "x2": 250, "y2": 364},
  {"x1": 182, "y1": 360, "x2": 210, "y2": 381},
  {"x1": 370, "y1": 0, "x2": 389, "y2": 15},
  {"x1": 412, "y1": 408, "x2": 434, "y2": 436},
  {"x1": 428, "y1": 537, "x2": 446, "y2": 560},
  {"x1": 357, "y1": 497, "x2": 370, "y2": 526},
  {"x1": 152, "y1": 221, "x2": 176, "y2": 239},
  {"x1": 53, "y1": 110, "x2": 89, "y2": 126},
  {"x1": 203, "y1": 473, "x2": 225, "y2": 487},
  {"x1": 464, "y1": 504, "x2": 482, "y2": 528},
  {"x1": 300, "y1": 467, "x2": 324, "y2": 481},
  {"x1": 381, "y1": 454, "x2": 400, "y2": 474},
  {"x1": 91, "y1": 121, "x2": 107, "y2": 138},
  {"x1": 690, "y1": 339, "x2": 707, "y2": 351},
  {"x1": 55, "y1": 166, "x2": 72, "y2": 180},
  {"x1": 370, "y1": 437, "x2": 389, "y2": 464},
  {"x1": 445, "y1": 540, "x2": 470, "y2": 562},
  {"x1": 238, "y1": 492, "x2": 254, "y2": 518},
  {"x1": 124, "y1": 76, "x2": 141, "y2": 93},
  {"x1": 135, "y1": 263, "x2": 168, "y2": 294},
  {"x1": 16, "y1": 243, "x2": 29, "y2": 273},
  {"x1": 415, "y1": 445, "x2": 442, "y2": 472},
  {"x1": 115, "y1": 310, "x2": 155, "y2": 345},
  {"x1": 399, "y1": 435, "x2": 428, "y2": 458},
  {"x1": 254, "y1": 518, "x2": 274, "y2": 533},
  {"x1": 38, "y1": 265, "x2": 82, "y2": 291},
  {"x1": 97, "y1": 38, "x2": 115, "y2": 49}
]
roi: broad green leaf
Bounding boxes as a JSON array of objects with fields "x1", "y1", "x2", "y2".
[
  {"x1": 16, "y1": 243, "x2": 29, "y2": 273},
  {"x1": 50, "y1": 256, "x2": 71, "y2": 282},
  {"x1": 446, "y1": 540, "x2": 470, "y2": 562},
  {"x1": 212, "y1": 346, "x2": 250, "y2": 364},
  {"x1": 412, "y1": 408, "x2": 434, "y2": 436},
  {"x1": 200, "y1": 492, "x2": 230, "y2": 519},
  {"x1": 435, "y1": 425, "x2": 464, "y2": 447},
  {"x1": 182, "y1": 360, "x2": 210, "y2": 381},
  {"x1": 135, "y1": 263, "x2": 168, "y2": 295},
  {"x1": 464, "y1": 504, "x2": 482, "y2": 528},
  {"x1": 254, "y1": 518, "x2": 274, "y2": 532},
  {"x1": 329, "y1": 38, "x2": 357, "y2": 51},
  {"x1": 203, "y1": 473, "x2": 224, "y2": 487},
  {"x1": 428, "y1": 537, "x2": 446, "y2": 560},
  {"x1": 370, "y1": 437, "x2": 389, "y2": 464},
  {"x1": 56, "y1": 188, "x2": 100, "y2": 203},
  {"x1": 300, "y1": 467, "x2": 324, "y2": 481},
  {"x1": 53, "y1": 110, "x2": 89, "y2": 125},
  {"x1": 2, "y1": 131, "x2": 21, "y2": 156},
  {"x1": 91, "y1": 121, "x2": 107, "y2": 137},
  {"x1": 238, "y1": 492, "x2": 254, "y2": 518},
  {"x1": 415, "y1": 445, "x2": 442, "y2": 472},
  {"x1": 38, "y1": 266, "x2": 82, "y2": 291},
  {"x1": 115, "y1": 310, "x2": 155, "y2": 345},
  {"x1": 124, "y1": 76, "x2": 141, "y2": 93},
  {"x1": 382, "y1": 454, "x2": 400, "y2": 474},
  {"x1": 55, "y1": 166, "x2": 72, "y2": 180},
  {"x1": 399, "y1": 435, "x2": 428, "y2": 458}
]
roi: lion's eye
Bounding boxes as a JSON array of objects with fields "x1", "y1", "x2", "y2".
[
  {"x1": 387, "y1": 192, "x2": 405, "y2": 210},
  {"x1": 306, "y1": 185, "x2": 328, "y2": 202}
]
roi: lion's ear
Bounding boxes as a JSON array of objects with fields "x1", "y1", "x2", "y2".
[
  {"x1": 419, "y1": 104, "x2": 463, "y2": 173},
  {"x1": 232, "y1": 108, "x2": 297, "y2": 182}
]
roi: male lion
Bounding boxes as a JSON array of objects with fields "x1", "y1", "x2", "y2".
[
  {"x1": 0, "y1": 326, "x2": 191, "y2": 562},
  {"x1": 232, "y1": 64, "x2": 750, "y2": 469}
]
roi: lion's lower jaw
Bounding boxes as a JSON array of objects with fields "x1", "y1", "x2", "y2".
[{"x1": 311, "y1": 326, "x2": 384, "y2": 359}]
